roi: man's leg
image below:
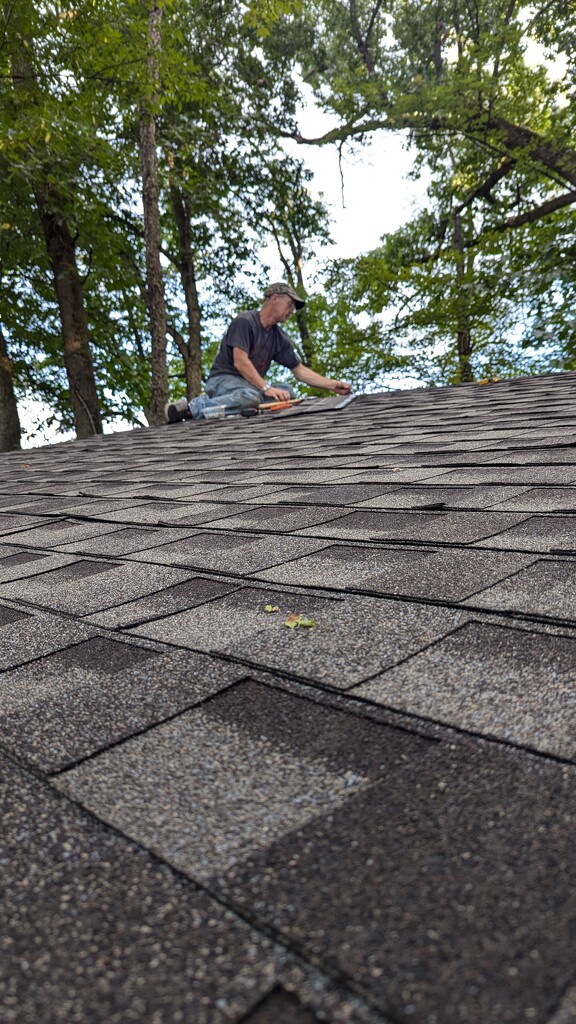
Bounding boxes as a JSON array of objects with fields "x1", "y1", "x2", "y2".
[
  {"x1": 188, "y1": 374, "x2": 263, "y2": 417},
  {"x1": 203, "y1": 378, "x2": 296, "y2": 412},
  {"x1": 164, "y1": 397, "x2": 193, "y2": 423},
  {"x1": 166, "y1": 376, "x2": 297, "y2": 423}
]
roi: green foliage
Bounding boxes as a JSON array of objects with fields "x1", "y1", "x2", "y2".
[
  {"x1": 0, "y1": 0, "x2": 334, "y2": 439},
  {"x1": 282, "y1": 0, "x2": 576, "y2": 385}
]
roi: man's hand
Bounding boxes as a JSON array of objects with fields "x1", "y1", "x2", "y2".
[
  {"x1": 332, "y1": 381, "x2": 352, "y2": 395},
  {"x1": 264, "y1": 386, "x2": 292, "y2": 401},
  {"x1": 293, "y1": 364, "x2": 352, "y2": 395}
]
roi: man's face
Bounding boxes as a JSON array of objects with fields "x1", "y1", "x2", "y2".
[{"x1": 271, "y1": 293, "x2": 296, "y2": 322}]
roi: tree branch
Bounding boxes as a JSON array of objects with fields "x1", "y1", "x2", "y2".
[
  {"x1": 349, "y1": 0, "x2": 384, "y2": 75},
  {"x1": 486, "y1": 115, "x2": 576, "y2": 188},
  {"x1": 454, "y1": 158, "x2": 516, "y2": 214},
  {"x1": 166, "y1": 321, "x2": 188, "y2": 359},
  {"x1": 285, "y1": 111, "x2": 576, "y2": 191},
  {"x1": 500, "y1": 188, "x2": 576, "y2": 229},
  {"x1": 366, "y1": 0, "x2": 384, "y2": 46}
]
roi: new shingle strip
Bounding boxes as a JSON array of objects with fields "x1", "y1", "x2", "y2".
[
  {"x1": 298, "y1": 509, "x2": 529, "y2": 544},
  {"x1": 473, "y1": 515, "x2": 576, "y2": 553},
  {"x1": 125, "y1": 533, "x2": 328, "y2": 575},
  {"x1": 489, "y1": 487, "x2": 576, "y2": 512},
  {"x1": 462, "y1": 559, "x2": 576, "y2": 621}
]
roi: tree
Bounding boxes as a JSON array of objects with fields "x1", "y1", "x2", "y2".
[
  {"x1": 139, "y1": 1, "x2": 169, "y2": 424},
  {"x1": 1, "y1": 0, "x2": 104, "y2": 437},
  {"x1": 0, "y1": 325, "x2": 21, "y2": 451},
  {"x1": 278, "y1": 0, "x2": 576, "y2": 381},
  {"x1": 0, "y1": 0, "x2": 338, "y2": 444}
]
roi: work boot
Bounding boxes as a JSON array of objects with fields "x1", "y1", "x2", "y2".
[{"x1": 164, "y1": 398, "x2": 192, "y2": 424}]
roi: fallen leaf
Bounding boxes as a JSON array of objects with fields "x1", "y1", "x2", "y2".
[
  {"x1": 264, "y1": 604, "x2": 280, "y2": 612},
  {"x1": 284, "y1": 613, "x2": 315, "y2": 629}
]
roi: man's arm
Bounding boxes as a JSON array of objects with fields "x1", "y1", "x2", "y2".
[
  {"x1": 292, "y1": 363, "x2": 352, "y2": 395},
  {"x1": 232, "y1": 349, "x2": 292, "y2": 401}
]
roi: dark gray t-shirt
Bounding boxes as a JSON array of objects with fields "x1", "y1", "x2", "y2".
[{"x1": 209, "y1": 310, "x2": 301, "y2": 379}]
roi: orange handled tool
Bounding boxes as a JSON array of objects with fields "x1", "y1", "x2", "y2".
[{"x1": 257, "y1": 398, "x2": 303, "y2": 412}]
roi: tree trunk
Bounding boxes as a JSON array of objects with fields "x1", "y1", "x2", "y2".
[
  {"x1": 0, "y1": 326, "x2": 21, "y2": 451},
  {"x1": 36, "y1": 193, "x2": 103, "y2": 437},
  {"x1": 170, "y1": 188, "x2": 203, "y2": 397},
  {"x1": 11, "y1": 32, "x2": 101, "y2": 440},
  {"x1": 293, "y1": 259, "x2": 315, "y2": 368},
  {"x1": 271, "y1": 223, "x2": 316, "y2": 367},
  {"x1": 453, "y1": 211, "x2": 474, "y2": 383},
  {"x1": 140, "y1": 2, "x2": 169, "y2": 423}
]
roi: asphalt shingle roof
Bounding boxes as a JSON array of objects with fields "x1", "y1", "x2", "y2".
[{"x1": 1, "y1": 371, "x2": 576, "y2": 1024}]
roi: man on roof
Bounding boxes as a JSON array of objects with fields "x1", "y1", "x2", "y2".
[{"x1": 165, "y1": 282, "x2": 352, "y2": 423}]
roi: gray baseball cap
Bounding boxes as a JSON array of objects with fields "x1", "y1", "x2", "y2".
[{"x1": 264, "y1": 282, "x2": 305, "y2": 309}]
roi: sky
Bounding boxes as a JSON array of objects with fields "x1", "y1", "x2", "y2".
[{"x1": 272, "y1": 89, "x2": 428, "y2": 268}]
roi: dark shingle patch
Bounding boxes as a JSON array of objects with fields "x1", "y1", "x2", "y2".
[
  {"x1": 299, "y1": 509, "x2": 528, "y2": 544},
  {"x1": 0, "y1": 604, "x2": 31, "y2": 626},
  {"x1": 355, "y1": 620, "x2": 576, "y2": 759},
  {"x1": 253, "y1": 544, "x2": 536, "y2": 602},
  {"x1": 242, "y1": 988, "x2": 320, "y2": 1024},
  {"x1": 55, "y1": 682, "x2": 576, "y2": 1024},
  {"x1": 0, "y1": 641, "x2": 244, "y2": 771},
  {"x1": 0, "y1": 754, "x2": 282, "y2": 1024},
  {"x1": 0, "y1": 550, "x2": 48, "y2": 567},
  {"x1": 49, "y1": 636, "x2": 158, "y2": 673},
  {"x1": 465, "y1": 558, "x2": 576, "y2": 621},
  {"x1": 474, "y1": 515, "x2": 576, "y2": 552}
]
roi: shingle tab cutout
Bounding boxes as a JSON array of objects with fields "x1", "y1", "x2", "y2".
[{"x1": 2, "y1": 371, "x2": 576, "y2": 1023}]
